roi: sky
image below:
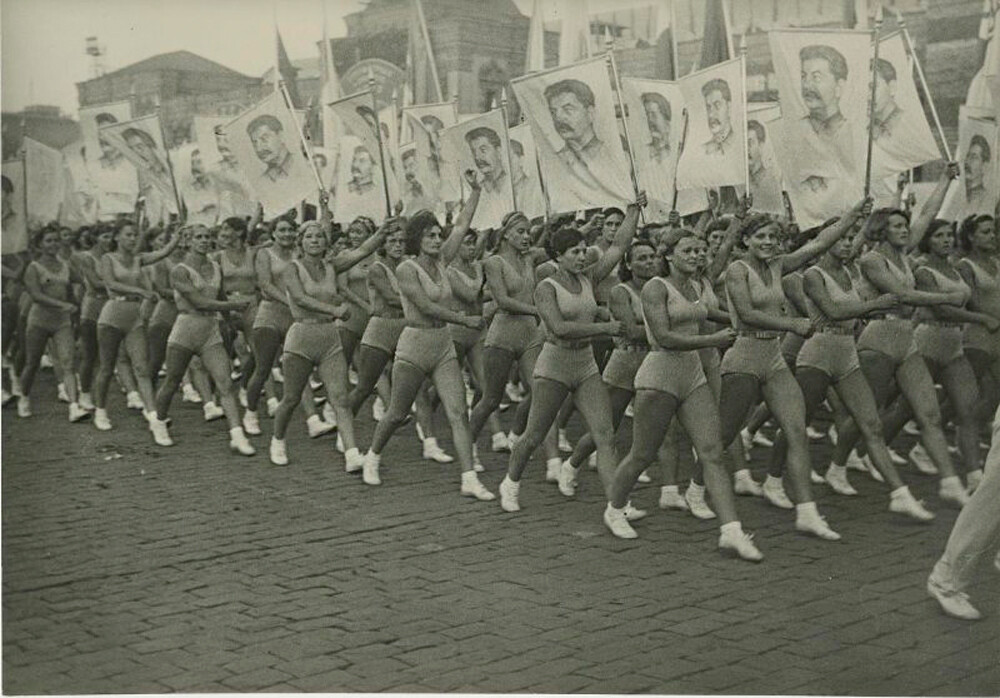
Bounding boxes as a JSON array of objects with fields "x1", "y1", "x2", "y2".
[{"x1": 0, "y1": 0, "x2": 657, "y2": 118}]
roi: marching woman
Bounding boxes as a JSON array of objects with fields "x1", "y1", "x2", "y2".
[
  {"x1": 765, "y1": 217, "x2": 935, "y2": 520},
  {"x1": 75, "y1": 225, "x2": 114, "y2": 410},
  {"x1": 827, "y1": 176, "x2": 973, "y2": 508},
  {"x1": 498, "y1": 193, "x2": 645, "y2": 514},
  {"x1": 336, "y1": 216, "x2": 378, "y2": 370},
  {"x1": 215, "y1": 216, "x2": 260, "y2": 402},
  {"x1": 16, "y1": 228, "x2": 88, "y2": 422},
  {"x1": 360, "y1": 172, "x2": 494, "y2": 502},
  {"x1": 147, "y1": 224, "x2": 255, "y2": 455},
  {"x1": 604, "y1": 231, "x2": 764, "y2": 559},
  {"x1": 268, "y1": 213, "x2": 388, "y2": 469},
  {"x1": 713, "y1": 202, "x2": 874, "y2": 541},
  {"x1": 92, "y1": 219, "x2": 179, "y2": 431}
]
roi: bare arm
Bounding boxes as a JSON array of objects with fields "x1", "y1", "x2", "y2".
[
  {"x1": 483, "y1": 256, "x2": 536, "y2": 316},
  {"x1": 441, "y1": 172, "x2": 481, "y2": 264},
  {"x1": 534, "y1": 281, "x2": 619, "y2": 340},
  {"x1": 24, "y1": 265, "x2": 74, "y2": 311},
  {"x1": 172, "y1": 265, "x2": 247, "y2": 312},
  {"x1": 915, "y1": 267, "x2": 998, "y2": 328},
  {"x1": 802, "y1": 268, "x2": 894, "y2": 320},
  {"x1": 910, "y1": 163, "x2": 959, "y2": 248},
  {"x1": 397, "y1": 263, "x2": 479, "y2": 327},
  {"x1": 369, "y1": 263, "x2": 402, "y2": 311},
  {"x1": 591, "y1": 196, "x2": 644, "y2": 282},
  {"x1": 447, "y1": 265, "x2": 480, "y2": 305},
  {"x1": 281, "y1": 265, "x2": 348, "y2": 319},
  {"x1": 642, "y1": 280, "x2": 733, "y2": 350},
  {"x1": 725, "y1": 262, "x2": 810, "y2": 335},
  {"x1": 99, "y1": 255, "x2": 155, "y2": 299},
  {"x1": 705, "y1": 214, "x2": 743, "y2": 281},
  {"x1": 861, "y1": 254, "x2": 964, "y2": 307},
  {"x1": 782, "y1": 199, "x2": 869, "y2": 273},
  {"x1": 333, "y1": 220, "x2": 392, "y2": 272},
  {"x1": 254, "y1": 249, "x2": 287, "y2": 305},
  {"x1": 138, "y1": 231, "x2": 180, "y2": 267},
  {"x1": 608, "y1": 285, "x2": 645, "y2": 343}
]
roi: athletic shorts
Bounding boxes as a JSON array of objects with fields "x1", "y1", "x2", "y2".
[
  {"x1": 149, "y1": 298, "x2": 178, "y2": 329},
  {"x1": 253, "y1": 299, "x2": 293, "y2": 334},
  {"x1": 360, "y1": 315, "x2": 406, "y2": 355},
  {"x1": 857, "y1": 318, "x2": 918, "y2": 365},
  {"x1": 484, "y1": 312, "x2": 543, "y2": 356},
  {"x1": 796, "y1": 332, "x2": 862, "y2": 382},
  {"x1": 167, "y1": 313, "x2": 224, "y2": 356},
  {"x1": 720, "y1": 336, "x2": 791, "y2": 382},
  {"x1": 533, "y1": 342, "x2": 600, "y2": 390},
  {"x1": 449, "y1": 322, "x2": 482, "y2": 353},
  {"x1": 634, "y1": 350, "x2": 707, "y2": 401},
  {"x1": 27, "y1": 304, "x2": 72, "y2": 334},
  {"x1": 601, "y1": 348, "x2": 647, "y2": 392},
  {"x1": 285, "y1": 321, "x2": 344, "y2": 365},
  {"x1": 915, "y1": 324, "x2": 964, "y2": 367},
  {"x1": 80, "y1": 293, "x2": 107, "y2": 324},
  {"x1": 97, "y1": 299, "x2": 143, "y2": 335},
  {"x1": 395, "y1": 326, "x2": 458, "y2": 375}
]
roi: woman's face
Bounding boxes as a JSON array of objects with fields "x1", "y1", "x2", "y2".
[
  {"x1": 217, "y1": 224, "x2": 237, "y2": 250},
  {"x1": 117, "y1": 224, "x2": 137, "y2": 251},
  {"x1": 927, "y1": 225, "x2": 954, "y2": 257},
  {"x1": 829, "y1": 232, "x2": 854, "y2": 261},
  {"x1": 504, "y1": 219, "x2": 531, "y2": 252},
  {"x1": 745, "y1": 223, "x2": 780, "y2": 260},
  {"x1": 707, "y1": 228, "x2": 725, "y2": 255},
  {"x1": 301, "y1": 226, "x2": 328, "y2": 257},
  {"x1": 602, "y1": 212, "x2": 624, "y2": 242},
  {"x1": 558, "y1": 240, "x2": 589, "y2": 274},
  {"x1": 59, "y1": 227, "x2": 75, "y2": 246},
  {"x1": 274, "y1": 220, "x2": 296, "y2": 247},
  {"x1": 41, "y1": 231, "x2": 61, "y2": 256},
  {"x1": 885, "y1": 213, "x2": 909, "y2": 247},
  {"x1": 459, "y1": 234, "x2": 477, "y2": 261},
  {"x1": 384, "y1": 230, "x2": 406, "y2": 261},
  {"x1": 629, "y1": 244, "x2": 658, "y2": 281},
  {"x1": 419, "y1": 225, "x2": 445, "y2": 257},
  {"x1": 96, "y1": 229, "x2": 114, "y2": 250},
  {"x1": 348, "y1": 222, "x2": 369, "y2": 248},
  {"x1": 669, "y1": 236, "x2": 703, "y2": 275},
  {"x1": 971, "y1": 221, "x2": 997, "y2": 253},
  {"x1": 189, "y1": 226, "x2": 212, "y2": 255}
]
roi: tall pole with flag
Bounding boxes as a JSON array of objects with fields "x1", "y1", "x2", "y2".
[
  {"x1": 153, "y1": 96, "x2": 183, "y2": 221},
  {"x1": 605, "y1": 29, "x2": 643, "y2": 218},
  {"x1": 500, "y1": 89, "x2": 517, "y2": 213},
  {"x1": 864, "y1": 5, "x2": 884, "y2": 198},
  {"x1": 526, "y1": 0, "x2": 545, "y2": 72},
  {"x1": 897, "y1": 10, "x2": 952, "y2": 160},
  {"x1": 739, "y1": 34, "x2": 750, "y2": 198},
  {"x1": 369, "y1": 73, "x2": 393, "y2": 218},
  {"x1": 413, "y1": 0, "x2": 444, "y2": 103}
]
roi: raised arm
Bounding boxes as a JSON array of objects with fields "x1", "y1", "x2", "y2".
[
  {"x1": 591, "y1": 194, "x2": 645, "y2": 282},
  {"x1": 782, "y1": 198, "x2": 870, "y2": 273},
  {"x1": 172, "y1": 265, "x2": 248, "y2": 313},
  {"x1": 910, "y1": 162, "x2": 959, "y2": 248},
  {"x1": 706, "y1": 209, "x2": 746, "y2": 281},
  {"x1": 333, "y1": 219, "x2": 393, "y2": 272},
  {"x1": 138, "y1": 229, "x2": 180, "y2": 267},
  {"x1": 725, "y1": 261, "x2": 811, "y2": 335},
  {"x1": 397, "y1": 262, "x2": 480, "y2": 328},
  {"x1": 440, "y1": 171, "x2": 481, "y2": 264},
  {"x1": 483, "y1": 256, "x2": 536, "y2": 316},
  {"x1": 534, "y1": 280, "x2": 620, "y2": 340},
  {"x1": 802, "y1": 268, "x2": 895, "y2": 320}
]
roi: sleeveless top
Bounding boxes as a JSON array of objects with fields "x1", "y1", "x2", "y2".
[
  {"x1": 174, "y1": 260, "x2": 221, "y2": 314},
  {"x1": 612, "y1": 282, "x2": 647, "y2": 348},
  {"x1": 262, "y1": 247, "x2": 294, "y2": 300},
  {"x1": 644, "y1": 276, "x2": 707, "y2": 350},
  {"x1": 915, "y1": 265, "x2": 971, "y2": 323},
  {"x1": 538, "y1": 275, "x2": 598, "y2": 344},
  {"x1": 219, "y1": 247, "x2": 257, "y2": 296},
  {"x1": 287, "y1": 259, "x2": 339, "y2": 322},
  {"x1": 368, "y1": 259, "x2": 402, "y2": 317},
  {"x1": 857, "y1": 250, "x2": 915, "y2": 318},
  {"x1": 104, "y1": 253, "x2": 146, "y2": 297},
  {"x1": 958, "y1": 258, "x2": 1000, "y2": 319},
  {"x1": 399, "y1": 258, "x2": 453, "y2": 325},
  {"x1": 496, "y1": 254, "x2": 536, "y2": 307},
  {"x1": 29, "y1": 259, "x2": 71, "y2": 304},
  {"x1": 80, "y1": 250, "x2": 106, "y2": 296},
  {"x1": 343, "y1": 257, "x2": 371, "y2": 304},
  {"x1": 727, "y1": 259, "x2": 785, "y2": 332},
  {"x1": 447, "y1": 262, "x2": 483, "y2": 316},
  {"x1": 804, "y1": 265, "x2": 860, "y2": 332}
]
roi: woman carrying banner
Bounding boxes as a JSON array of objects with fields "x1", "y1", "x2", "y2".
[
  {"x1": 92, "y1": 219, "x2": 179, "y2": 431},
  {"x1": 497, "y1": 193, "x2": 645, "y2": 515},
  {"x1": 16, "y1": 228, "x2": 89, "y2": 423},
  {"x1": 146, "y1": 224, "x2": 255, "y2": 455},
  {"x1": 360, "y1": 172, "x2": 494, "y2": 502}
]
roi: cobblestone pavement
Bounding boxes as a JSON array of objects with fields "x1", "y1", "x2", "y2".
[{"x1": 3, "y1": 372, "x2": 999, "y2": 694}]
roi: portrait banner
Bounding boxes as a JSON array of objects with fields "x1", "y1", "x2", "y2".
[
  {"x1": 79, "y1": 101, "x2": 138, "y2": 218},
  {"x1": 334, "y1": 135, "x2": 389, "y2": 224},
  {"x1": 401, "y1": 117, "x2": 444, "y2": 217},
  {"x1": 327, "y1": 91, "x2": 398, "y2": 215},
  {"x1": 174, "y1": 143, "x2": 221, "y2": 227},
  {"x1": 940, "y1": 107, "x2": 998, "y2": 221},
  {"x1": 621, "y1": 78, "x2": 684, "y2": 208},
  {"x1": 24, "y1": 138, "x2": 66, "y2": 226},
  {"x1": 746, "y1": 103, "x2": 786, "y2": 215},
  {"x1": 2, "y1": 160, "x2": 28, "y2": 254},
  {"x1": 511, "y1": 56, "x2": 631, "y2": 214},
  {"x1": 195, "y1": 117, "x2": 255, "y2": 219},
  {"x1": 222, "y1": 91, "x2": 315, "y2": 218},
  {"x1": 508, "y1": 124, "x2": 547, "y2": 220},
  {"x1": 401, "y1": 103, "x2": 459, "y2": 202},
  {"x1": 193, "y1": 115, "x2": 229, "y2": 169},
  {"x1": 79, "y1": 100, "x2": 132, "y2": 168},
  {"x1": 441, "y1": 109, "x2": 512, "y2": 229},
  {"x1": 768, "y1": 29, "x2": 870, "y2": 229},
  {"x1": 60, "y1": 141, "x2": 98, "y2": 226},
  {"x1": 676, "y1": 58, "x2": 747, "y2": 190},
  {"x1": 99, "y1": 113, "x2": 178, "y2": 224}
]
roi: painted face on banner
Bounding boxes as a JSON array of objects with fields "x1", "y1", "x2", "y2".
[
  {"x1": 642, "y1": 95, "x2": 671, "y2": 143},
  {"x1": 124, "y1": 130, "x2": 157, "y2": 167},
  {"x1": 704, "y1": 85, "x2": 731, "y2": 138},
  {"x1": 249, "y1": 121, "x2": 288, "y2": 166},
  {"x1": 469, "y1": 134, "x2": 503, "y2": 181},
  {"x1": 351, "y1": 147, "x2": 375, "y2": 185},
  {"x1": 800, "y1": 49, "x2": 845, "y2": 118},
  {"x1": 965, "y1": 138, "x2": 990, "y2": 186},
  {"x1": 747, "y1": 122, "x2": 763, "y2": 170},
  {"x1": 548, "y1": 91, "x2": 593, "y2": 144}
]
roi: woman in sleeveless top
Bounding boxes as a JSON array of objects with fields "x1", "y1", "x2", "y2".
[
  {"x1": 361, "y1": 176, "x2": 493, "y2": 502},
  {"x1": 147, "y1": 224, "x2": 255, "y2": 456},
  {"x1": 92, "y1": 220, "x2": 179, "y2": 431},
  {"x1": 827, "y1": 208, "x2": 973, "y2": 508},
  {"x1": 765, "y1": 221, "x2": 936, "y2": 520},
  {"x1": 498, "y1": 194, "x2": 643, "y2": 517},
  {"x1": 216, "y1": 216, "x2": 260, "y2": 399},
  {"x1": 16, "y1": 228, "x2": 88, "y2": 422},
  {"x1": 74, "y1": 225, "x2": 115, "y2": 410},
  {"x1": 146, "y1": 227, "x2": 187, "y2": 383},
  {"x1": 269, "y1": 218, "x2": 387, "y2": 469},
  {"x1": 717, "y1": 203, "x2": 870, "y2": 542},
  {"x1": 560, "y1": 240, "x2": 657, "y2": 487},
  {"x1": 337, "y1": 217, "x2": 377, "y2": 370}
]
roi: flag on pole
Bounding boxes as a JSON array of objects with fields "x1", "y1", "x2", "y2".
[
  {"x1": 59, "y1": 141, "x2": 98, "y2": 226},
  {"x1": 23, "y1": 137, "x2": 65, "y2": 227},
  {"x1": 78, "y1": 100, "x2": 138, "y2": 218},
  {"x1": 276, "y1": 27, "x2": 303, "y2": 109},
  {"x1": 440, "y1": 109, "x2": 513, "y2": 229},
  {"x1": 558, "y1": 0, "x2": 592, "y2": 66},
  {"x1": 401, "y1": 103, "x2": 459, "y2": 201},
  {"x1": 99, "y1": 113, "x2": 179, "y2": 224},
  {"x1": 699, "y1": 0, "x2": 732, "y2": 70},
  {"x1": 526, "y1": 0, "x2": 546, "y2": 72},
  {"x1": 2, "y1": 159, "x2": 28, "y2": 254},
  {"x1": 511, "y1": 56, "x2": 631, "y2": 213},
  {"x1": 409, "y1": 0, "x2": 444, "y2": 104}
]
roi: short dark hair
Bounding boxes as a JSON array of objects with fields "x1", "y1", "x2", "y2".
[
  {"x1": 641, "y1": 92, "x2": 671, "y2": 120},
  {"x1": 1, "y1": 175, "x2": 12, "y2": 193},
  {"x1": 863, "y1": 207, "x2": 909, "y2": 242},
  {"x1": 405, "y1": 210, "x2": 441, "y2": 255},
  {"x1": 465, "y1": 126, "x2": 501, "y2": 149},
  {"x1": 222, "y1": 216, "x2": 247, "y2": 240},
  {"x1": 247, "y1": 114, "x2": 283, "y2": 138},
  {"x1": 95, "y1": 112, "x2": 118, "y2": 126},
  {"x1": 958, "y1": 214, "x2": 995, "y2": 251},
  {"x1": 122, "y1": 128, "x2": 156, "y2": 149},
  {"x1": 701, "y1": 78, "x2": 731, "y2": 102},
  {"x1": 510, "y1": 139, "x2": 524, "y2": 157},
  {"x1": 544, "y1": 79, "x2": 595, "y2": 109},
  {"x1": 918, "y1": 218, "x2": 955, "y2": 254},
  {"x1": 800, "y1": 44, "x2": 849, "y2": 82},
  {"x1": 969, "y1": 134, "x2": 992, "y2": 162},
  {"x1": 545, "y1": 226, "x2": 585, "y2": 260},
  {"x1": 747, "y1": 119, "x2": 766, "y2": 142},
  {"x1": 875, "y1": 58, "x2": 896, "y2": 83},
  {"x1": 602, "y1": 207, "x2": 625, "y2": 219},
  {"x1": 618, "y1": 238, "x2": 655, "y2": 282}
]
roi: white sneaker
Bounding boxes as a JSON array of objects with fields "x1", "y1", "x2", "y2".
[
  {"x1": 499, "y1": 475, "x2": 520, "y2": 512},
  {"x1": 203, "y1": 401, "x2": 225, "y2": 422},
  {"x1": 3, "y1": 388, "x2": 14, "y2": 406},
  {"x1": 68, "y1": 402, "x2": 89, "y2": 423},
  {"x1": 336, "y1": 433, "x2": 345, "y2": 453},
  {"x1": 909, "y1": 442, "x2": 938, "y2": 475},
  {"x1": 344, "y1": 447, "x2": 363, "y2": 474},
  {"x1": 322, "y1": 401, "x2": 337, "y2": 426},
  {"x1": 740, "y1": 427, "x2": 754, "y2": 453},
  {"x1": 888, "y1": 447, "x2": 907, "y2": 466},
  {"x1": 269, "y1": 437, "x2": 288, "y2": 465},
  {"x1": 684, "y1": 485, "x2": 716, "y2": 520},
  {"x1": 845, "y1": 449, "x2": 867, "y2": 472},
  {"x1": 349, "y1": 368, "x2": 358, "y2": 386},
  {"x1": 861, "y1": 454, "x2": 885, "y2": 482},
  {"x1": 903, "y1": 420, "x2": 920, "y2": 436},
  {"x1": 587, "y1": 452, "x2": 597, "y2": 470},
  {"x1": 505, "y1": 382, "x2": 524, "y2": 403},
  {"x1": 306, "y1": 414, "x2": 335, "y2": 438},
  {"x1": 806, "y1": 425, "x2": 827, "y2": 441},
  {"x1": 828, "y1": 424, "x2": 838, "y2": 445},
  {"x1": 372, "y1": 396, "x2": 386, "y2": 421},
  {"x1": 238, "y1": 388, "x2": 248, "y2": 408},
  {"x1": 126, "y1": 391, "x2": 144, "y2": 410},
  {"x1": 810, "y1": 470, "x2": 825, "y2": 484},
  {"x1": 752, "y1": 430, "x2": 774, "y2": 448},
  {"x1": 824, "y1": 464, "x2": 857, "y2": 496},
  {"x1": 558, "y1": 429, "x2": 572, "y2": 453},
  {"x1": 57, "y1": 382, "x2": 70, "y2": 403},
  {"x1": 266, "y1": 396, "x2": 279, "y2": 417},
  {"x1": 927, "y1": 576, "x2": 981, "y2": 620},
  {"x1": 181, "y1": 383, "x2": 201, "y2": 403},
  {"x1": 362, "y1": 451, "x2": 381, "y2": 485},
  {"x1": 78, "y1": 392, "x2": 95, "y2": 411},
  {"x1": 889, "y1": 487, "x2": 934, "y2": 522},
  {"x1": 624, "y1": 501, "x2": 648, "y2": 521},
  {"x1": 624, "y1": 402, "x2": 635, "y2": 418},
  {"x1": 9, "y1": 371, "x2": 22, "y2": 397},
  {"x1": 40, "y1": 354, "x2": 54, "y2": 369},
  {"x1": 545, "y1": 458, "x2": 561, "y2": 483},
  {"x1": 506, "y1": 430, "x2": 521, "y2": 449},
  {"x1": 229, "y1": 428, "x2": 255, "y2": 456},
  {"x1": 94, "y1": 408, "x2": 112, "y2": 431},
  {"x1": 149, "y1": 417, "x2": 174, "y2": 447},
  {"x1": 733, "y1": 470, "x2": 763, "y2": 496},
  {"x1": 795, "y1": 512, "x2": 841, "y2": 541},
  {"x1": 719, "y1": 526, "x2": 764, "y2": 562},
  {"x1": 939, "y1": 476, "x2": 970, "y2": 508},
  {"x1": 242, "y1": 410, "x2": 261, "y2": 436},
  {"x1": 762, "y1": 477, "x2": 794, "y2": 509},
  {"x1": 16, "y1": 396, "x2": 31, "y2": 418},
  {"x1": 557, "y1": 460, "x2": 578, "y2": 497},
  {"x1": 491, "y1": 431, "x2": 510, "y2": 452},
  {"x1": 659, "y1": 486, "x2": 688, "y2": 510},
  {"x1": 271, "y1": 367, "x2": 284, "y2": 383},
  {"x1": 460, "y1": 472, "x2": 495, "y2": 501},
  {"x1": 604, "y1": 503, "x2": 638, "y2": 539},
  {"x1": 637, "y1": 469, "x2": 652, "y2": 484},
  {"x1": 422, "y1": 437, "x2": 454, "y2": 463}
]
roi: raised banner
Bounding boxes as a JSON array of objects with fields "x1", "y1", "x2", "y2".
[
  {"x1": 2, "y1": 160, "x2": 28, "y2": 254},
  {"x1": 746, "y1": 103, "x2": 786, "y2": 215},
  {"x1": 174, "y1": 143, "x2": 221, "y2": 226},
  {"x1": 24, "y1": 138, "x2": 66, "y2": 226},
  {"x1": 60, "y1": 141, "x2": 98, "y2": 226},
  {"x1": 508, "y1": 124, "x2": 547, "y2": 220},
  {"x1": 334, "y1": 135, "x2": 388, "y2": 224},
  {"x1": 402, "y1": 103, "x2": 459, "y2": 202},
  {"x1": 511, "y1": 56, "x2": 631, "y2": 213},
  {"x1": 99, "y1": 113, "x2": 178, "y2": 225},
  {"x1": 401, "y1": 117, "x2": 444, "y2": 217},
  {"x1": 768, "y1": 29, "x2": 870, "y2": 228},
  {"x1": 676, "y1": 58, "x2": 747, "y2": 190},
  {"x1": 222, "y1": 92, "x2": 315, "y2": 218},
  {"x1": 441, "y1": 109, "x2": 512, "y2": 229},
  {"x1": 78, "y1": 100, "x2": 137, "y2": 217},
  {"x1": 941, "y1": 107, "x2": 998, "y2": 221},
  {"x1": 326, "y1": 91, "x2": 400, "y2": 215}
]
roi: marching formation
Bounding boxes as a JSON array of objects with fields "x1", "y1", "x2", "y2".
[{"x1": 4, "y1": 163, "x2": 999, "y2": 580}]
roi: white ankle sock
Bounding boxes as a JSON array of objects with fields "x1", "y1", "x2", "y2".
[{"x1": 720, "y1": 521, "x2": 743, "y2": 535}]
